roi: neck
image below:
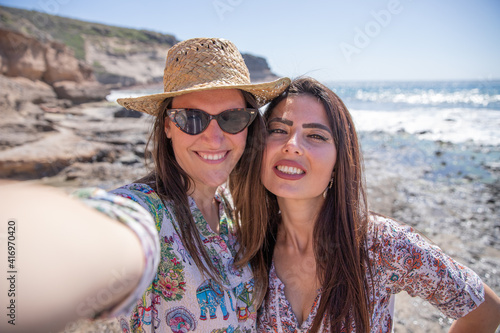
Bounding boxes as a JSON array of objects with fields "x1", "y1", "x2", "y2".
[
  {"x1": 276, "y1": 196, "x2": 324, "y2": 254},
  {"x1": 190, "y1": 184, "x2": 220, "y2": 233}
]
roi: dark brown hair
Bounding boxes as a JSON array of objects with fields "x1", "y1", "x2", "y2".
[
  {"x1": 138, "y1": 90, "x2": 265, "y2": 282},
  {"x1": 234, "y1": 77, "x2": 372, "y2": 332}
]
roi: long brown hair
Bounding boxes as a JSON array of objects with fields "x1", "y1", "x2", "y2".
[
  {"x1": 138, "y1": 90, "x2": 265, "y2": 282},
  {"x1": 234, "y1": 77, "x2": 372, "y2": 332}
]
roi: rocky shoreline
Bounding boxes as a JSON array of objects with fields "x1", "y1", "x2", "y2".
[
  {"x1": 362, "y1": 131, "x2": 500, "y2": 332},
  {"x1": 1, "y1": 100, "x2": 498, "y2": 333}
]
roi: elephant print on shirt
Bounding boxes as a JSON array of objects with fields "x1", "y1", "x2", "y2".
[{"x1": 196, "y1": 278, "x2": 233, "y2": 321}]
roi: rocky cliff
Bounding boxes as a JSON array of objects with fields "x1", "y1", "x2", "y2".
[{"x1": 0, "y1": 5, "x2": 279, "y2": 89}]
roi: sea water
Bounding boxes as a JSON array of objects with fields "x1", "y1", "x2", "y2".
[{"x1": 327, "y1": 80, "x2": 500, "y2": 145}]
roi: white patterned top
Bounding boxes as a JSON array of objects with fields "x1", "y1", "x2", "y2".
[{"x1": 258, "y1": 215, "x2": 485, "y2": 332}]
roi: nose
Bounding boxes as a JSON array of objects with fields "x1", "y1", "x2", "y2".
[
  {"x1": 201, "y1": 118, "x2": 224, "y2": 146},
  {"x1": 282, "y1": 133, "x2": 303, "y2": 155}
]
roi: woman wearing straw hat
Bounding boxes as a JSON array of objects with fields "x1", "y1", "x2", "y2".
[{"x1": 0, "y1": 38, "x2": 289, "y2": 333}]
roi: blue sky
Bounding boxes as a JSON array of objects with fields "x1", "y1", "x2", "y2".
[{"x1": 1, "y1": 0, "x2": 499, "y2": 82}]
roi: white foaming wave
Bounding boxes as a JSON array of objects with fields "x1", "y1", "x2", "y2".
[
  {"x1": 354, "y1": 90, "x2": 500, "y2": 107},
  {"x1": 350, "y1": 107, "x2": 500, "y2": 145},
  {"x1": 106, "y1": 88, "x2": 163, "y2": 102}
]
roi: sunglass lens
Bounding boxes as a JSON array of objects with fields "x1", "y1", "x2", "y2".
[
  {"x1": 175, "y1": 110, "x2": 208, "y2": 135},
  {"x1": 218, "y1": 110, "x2": 251, "y2": 134}
]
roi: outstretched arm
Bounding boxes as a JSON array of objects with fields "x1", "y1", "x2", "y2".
[
  {"x1": 449, "y1": 284, "x2": 500, "y2": 333},
  {"x1": 0, "y1": 181, "x2": 145, "y2": 333}
]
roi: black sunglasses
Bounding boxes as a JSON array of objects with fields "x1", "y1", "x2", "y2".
[{"x1": 166, "y1": 108, "x2": 258, "y2": 135}]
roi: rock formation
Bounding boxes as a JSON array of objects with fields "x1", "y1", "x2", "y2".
[
  {"x1": 0, "y1": 6, "x2": 280, "y2": 88},
  {"x1": 0, "y1": 28, "x2": 109, "y2": 106},
  {"x1": 243, "y1": 54, "x2": 279, "y2": 82}
]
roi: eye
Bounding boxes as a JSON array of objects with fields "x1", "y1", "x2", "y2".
[
  {"x1": 268, "y1": 128, "x2": 287, "y2": 135},
  {"x1": 308, "y1": 133, "x2": 328, "y2": 141}
]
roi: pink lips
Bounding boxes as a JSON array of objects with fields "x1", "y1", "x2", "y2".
[{"x1": 273, "y1": 159, "x2": 306, "y2": 180}]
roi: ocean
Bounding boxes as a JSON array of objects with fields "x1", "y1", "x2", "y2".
[{"x1": 327, "y1": 80, "x2": 500, "y2": 145}]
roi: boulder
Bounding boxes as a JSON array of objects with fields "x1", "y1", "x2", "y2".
[
  {"x1": 52, "y1": 81, "x2": 110, "y2": 104},
  {"x1": 94, "y1": 71, "x2": 137, "y2": 87},
  {"x1": 0, "y1": 129, "x2": 109, "y2": 178},
  {"x1": 8, "y1": 76, "x2": 57, "y2": 103},
  {"x1": 114, "y1": 107, "x2": 142, "y2": 118},
  {"x1": 0, "y1": 75, "x2": 57, "y2": 120},
  {"x1": 0, "y1": 120, "x2": 55, "y2": 150},
  {"x1": 42, "y1": 41, "x2": 85, "y2": 84}
]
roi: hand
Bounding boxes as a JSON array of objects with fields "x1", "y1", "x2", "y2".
[{"x1": 0, "y1": 182, "x2": 144, "y2": 332}]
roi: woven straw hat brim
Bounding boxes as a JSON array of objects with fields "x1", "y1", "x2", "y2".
[{"x1": 117, "y1": 77, "x2": 290, "y2": 116}]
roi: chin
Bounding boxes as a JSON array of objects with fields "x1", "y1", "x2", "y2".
[
  {"x1": 202, "y1": 174, "x2": 231, "y2": 188},
  {"x1": 272, "y1": 188, "x2": 324, "y2": 201}
]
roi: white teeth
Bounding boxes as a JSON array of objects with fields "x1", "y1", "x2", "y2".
[
  {"x1": 200, "y1": 153, "x2": 225, "y2": 161},
  {"x1": 276, "y1": 165, "x2": 305, "y2": 175}
]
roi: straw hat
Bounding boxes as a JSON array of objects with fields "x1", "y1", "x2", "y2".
[{"x1": 117, "y1": 38, "x2": 290, "y2": 115}]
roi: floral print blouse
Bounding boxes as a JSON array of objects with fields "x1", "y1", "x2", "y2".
[
  {"x1": 78, "y1": 183, "x2": 256, "y2": 333},
  {"x1": 258, "y1": 215, "x2": 485, "y2": 332}
]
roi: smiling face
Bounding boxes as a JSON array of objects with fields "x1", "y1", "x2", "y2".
[
  {"x1": 261, "y1": 94, "x2": 337, "y2": 200},
  {"x1": 165, "y1": 89, "x2": 247, "y2": 192}
]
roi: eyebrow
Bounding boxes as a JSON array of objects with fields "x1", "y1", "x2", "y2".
[
  {"x1": 303, "y1": 123, "x2": 333, "y2": 134},
  {"x1": 269, "y1": 117, "x2": 333, "y2": 135},
  {"x1": 268, "y1": 117, "x2": 292, "y2": 126}
]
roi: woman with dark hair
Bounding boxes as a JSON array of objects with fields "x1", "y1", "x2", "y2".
[
  {"x1": 232, "y1": 77, "x2": 500, "y2": 332},
  {"x1": 0, "y1": 38, "x2": 289, "y2": 333}
]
